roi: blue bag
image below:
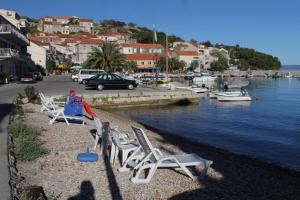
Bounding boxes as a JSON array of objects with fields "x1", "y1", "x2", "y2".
[{"x1": 64, "y1": 96, "x2": 83, "y2": 116}]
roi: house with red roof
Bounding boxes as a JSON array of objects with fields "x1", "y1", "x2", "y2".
[
  {"x1": 172, "y1": 50, "x2": 200, "y2": 69},
  {"x1": 79, "y1": 18, "x2": 93, "y2": 32},
  {"x1": 125, "y1": 53, "x2": 161, "y2": 71},
  {"x1": 56, "y1": 16, "x2": 73, "y2": 24},
  {"x1": 97, "y1": 32, "x2": 130, "y2": 43},
  {"x1": 119, "y1": 43, "x2": 164, "y2": 55},
  {"x1": 42, "y1": 16, "x2": 53, "y2": 22}
]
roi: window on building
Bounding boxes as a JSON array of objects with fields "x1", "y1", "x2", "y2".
[
  {"x1": 141, "y1": 62, "x2": 144, "y2": 65},
  {"x1": 148, "y1": 61, "x2": 151, "y2": 64}
]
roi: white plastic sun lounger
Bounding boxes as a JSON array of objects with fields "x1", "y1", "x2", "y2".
[
  {"x1": 39, "y1": 93, "x2": 85, "y2": 126},
  {"x1": 49, "y1": 108, "x2": 85, "y2": 126},
  {"x1": 39, "y1": 92, "x2": 60, "y2": 114},
  {"x1": 128, "y1": 127, "x2": 213, "y2": 184}
]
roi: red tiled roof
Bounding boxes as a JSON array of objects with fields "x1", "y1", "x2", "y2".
[
  {"x1": 80, "y1": 18, "x2": 92, "y2": 22},
  {"x1": 30, "y1": 40, "x2": 49, "y2": 46},
  {"x1": 120, "y1": 43, "x2": 163, "y2": 49},
  {"x1": 125, "y1": 54, "x2": 161, "y2": 61},
  {"x1": 99, "y1": 32, "x2": 130, "y2": 36},
  {"x1": 175, "y1": 51, "x2": 198, "y2": 56},
  {"x1": 43, "y1": 16, "x2": 53, "y2": 19},
  {"x1": 56, "y1": 16, "x2": 72, "y2": 19},
  {"x1": 64, "y1": 38, "x2": 77, "y2": 43},
  {"x1": 78, "y1": 39, "x2": 103, "y2": 44},
  {"x1": 43, "y1": 21, "x2": 53, "y2": 25}
]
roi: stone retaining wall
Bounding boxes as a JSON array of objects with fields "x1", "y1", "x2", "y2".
[
  {"x1": 223, "y1": 70, "x2": 300, "y2": 77},
  {"x1": 55, "y1": 90, "x2": 200, "y2": 108}
]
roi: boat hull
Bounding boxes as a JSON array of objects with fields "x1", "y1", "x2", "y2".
[{"x1": 217, "y1": 95, "x2": 252, "y2": 101}]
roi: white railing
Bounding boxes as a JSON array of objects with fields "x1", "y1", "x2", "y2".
[
  {"x1": 0, "y1": 24, "x2": 29, "y2": 44},
  {"x1": 0, "y1": 48, "x2": 19, "y2": 58}
]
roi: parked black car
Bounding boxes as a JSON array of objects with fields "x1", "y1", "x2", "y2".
[
  {"x1": 85, "y1": 73, "x2": 138, "y2": 90},
  {"x1": 20, "y1": 73, "x2": 36, "y2": 83}
]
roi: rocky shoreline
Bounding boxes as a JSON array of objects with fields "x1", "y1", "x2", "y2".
[{"x1": 17, "y1": 103, "x2": 300, "y2": 200}]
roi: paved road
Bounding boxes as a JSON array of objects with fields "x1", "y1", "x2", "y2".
[{"x1": 0, "y1": 75, "x2": 163, "y2": 198}]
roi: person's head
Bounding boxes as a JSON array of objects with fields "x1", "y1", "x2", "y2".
[{"x1": 70, "y1": 90, "x2": 76, "y2": 96}]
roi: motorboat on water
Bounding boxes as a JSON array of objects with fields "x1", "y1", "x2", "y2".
[
  {"x1": 193, "y1": 75, "x2": 217, "y2": 85},
  {"x1": 209, "y1": 78, "x2": 252, "y2": 101},
  {"x1": 209, "y1": 90, "x2": 242, "y2": 99},
  {"x1": 216, "y1": 90, "x2": 252, "y2": 101}
]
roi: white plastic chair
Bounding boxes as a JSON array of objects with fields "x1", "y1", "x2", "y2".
[
  {"x1": 128, "y1": 126, "x2": 213, "y2": 184},
  {"x1": 39, "y1": 92, "x2": 59, "y2": 114}
]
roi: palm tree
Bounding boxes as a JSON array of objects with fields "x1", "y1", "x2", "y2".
[{"x1": 84, "y1": 42, "x2": 125, "y2": 72}]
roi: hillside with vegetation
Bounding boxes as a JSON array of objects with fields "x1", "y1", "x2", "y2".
[
  {"x1": 96, "y1": 20, "x2": 282, "y2": 70},
  {"x1": 26, "y1": 17, "x2": 281, "y2": 70}
]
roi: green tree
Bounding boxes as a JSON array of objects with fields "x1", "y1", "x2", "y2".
[
  {"x1": 210, "y1": 53, "x2": 229, "y2": 72},
  {"x1": 84, "y1": 42, "x2": 125, "y2": 72},
  {"x1": 123, "y1": 61, "x2": 137, "y2": 72},
  {"x1": 201, "y1": 40, "x2": 213, "y2": 47},
  {"x1": 168, "y1": 57, "x2": 186, "y2": 72},
  {"x1": 46, "y1": 58, "x2": 56, "y2": 74},
  {"x1": 238, "y1": 59, "x2": 249, "y2": 70},
  {"x1": 128, "y1": 22, "x2": 137, "y2": 27},
  {"x1": 188, "y1": 60, "x2": 199, "y2": 71},
  {"x1": 28, "y1": 26, "x2": 38, "y2": 36}
]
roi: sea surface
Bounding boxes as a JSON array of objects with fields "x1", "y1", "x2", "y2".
[{"x1": 115, "y1": 75, "x2": 300, "y2": 171}]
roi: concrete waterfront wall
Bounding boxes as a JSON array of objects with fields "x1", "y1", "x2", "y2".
[
  {"x1": 55, "y1": 90, "x2": 200, "y2": 108},
  {"x1": 223, "y1": 70, "x2": 300, "y2": 77}
]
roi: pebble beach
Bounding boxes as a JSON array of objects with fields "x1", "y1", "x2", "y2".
[{"x1": 18, "y1": 103, "x2": 300, "y2": 200}]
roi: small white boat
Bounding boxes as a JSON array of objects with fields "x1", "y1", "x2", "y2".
[
  {"x1": 209, "y1": 90, "x2": 241, "y2": 99},
  {"x1": 217, "y1": 95, "x2": 251, "y2": 101},
  {"x1": 190, "y1": 86, "x2": 208, "y2": 93},
  {"x1": 284, "y1": 72, "x2": 293, "y2": 78},
  {"x1": 216, "y1": 90, "x2": 251, "y2": 101},
  {"x1": 193, "y1": 76, "x2": 217, "y2": 84}
]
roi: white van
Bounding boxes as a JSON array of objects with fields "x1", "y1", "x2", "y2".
[{"x1": 78, "y1": 69, "x2": 105, "y2": 83}]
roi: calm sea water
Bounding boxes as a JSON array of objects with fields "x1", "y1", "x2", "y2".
[{"x1": 116, "y1": 74, "x2": 300, "y2": 171}]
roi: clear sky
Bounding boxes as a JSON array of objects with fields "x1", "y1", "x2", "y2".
[{"x1": 1, "y1": 0, "x2": 300, "y2": 64}]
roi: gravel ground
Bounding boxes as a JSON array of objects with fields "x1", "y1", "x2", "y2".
[{"x1": 18, "y1": 103, "x2": 300, "y2": 200}]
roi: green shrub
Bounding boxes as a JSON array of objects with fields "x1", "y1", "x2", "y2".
[
  {"x1": 15, "y1": 104, "x2": 24, "y2": 118},
  {"x1": 24, "y1": 86, "x2": 40, "y2": 103},
  {"x1": 9, "y1": 121, "x2": 48, "y2": 162}
]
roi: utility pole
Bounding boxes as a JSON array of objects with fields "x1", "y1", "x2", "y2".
[{"x1": 166, "y1": 27, "x2": 169, "y2": 81}]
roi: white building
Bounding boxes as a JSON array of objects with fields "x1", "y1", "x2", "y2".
[
  {"x1": 198, "y1": 45, "x2": 229, "y2": 69},
  {"x1": 27, "y1": 41, "x2": 47, "y2": 69},
  {"x1": 0, "y1": 10, "x2": 35, "y2": 79},
  {"x1": 172, "y1": 50, "x2": 199, "y2": 69},
  {"x1": 97, "y1": 32, "x2": 131, "y2": 43},
  {"x1": 119, "y1": 43, "x2": 163, "y2": 54},
  {"x1": 173, "y1": 41, "x2": 198, "y2": 51},
  {"x1": 74, "y1": 38, "x2": 103, "y2": 64}
]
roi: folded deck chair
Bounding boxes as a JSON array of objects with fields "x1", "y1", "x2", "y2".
[
  {"x1": 93, "y1": 117, "x2": 103, "y2": 152},
  {"x1": 129, "y1": 127, "x2": 213, "y2": 184},
  {"x1": 111, "y1": 130, "x2": 139, "y2": 166}
]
